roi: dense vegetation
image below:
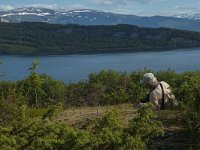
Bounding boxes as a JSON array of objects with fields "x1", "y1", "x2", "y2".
[
  {"x1": 0, "y1": 61, "x2": 200, "y2": 149},
  {"x1": 1, "y1": 22, "x2": 200, "y2": 54}
]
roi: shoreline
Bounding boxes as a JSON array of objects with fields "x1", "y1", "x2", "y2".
[{"x1": 0, "y1": 46, "x2": 200, "y2": 57}]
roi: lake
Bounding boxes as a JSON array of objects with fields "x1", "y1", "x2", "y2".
[{"x1": 0, "y1": 48, "x2": 200, "y2": 82}]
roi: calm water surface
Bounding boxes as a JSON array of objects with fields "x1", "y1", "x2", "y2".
[{"x1": 0, "y1": 48, "x2": 200, "y2": 82}]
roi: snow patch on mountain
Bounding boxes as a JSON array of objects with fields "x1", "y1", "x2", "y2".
[
  {"x1": 2, "y1": 12, "x2": 51, "y2": 17},
  {"x1": 175, "y1": 14, "x2": 200, "y2": 20},
  {"x1": 70, "y1": 10, "x2": 92, "y2": 13}
]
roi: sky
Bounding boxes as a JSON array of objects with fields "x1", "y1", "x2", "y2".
[{"x1": 0, "y1": 0, "x2": 200, "y2": 16}]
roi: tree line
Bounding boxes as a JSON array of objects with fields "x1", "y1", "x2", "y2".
[{"x1": 1, "y1": 22, "x2": 200, "y2": 54}]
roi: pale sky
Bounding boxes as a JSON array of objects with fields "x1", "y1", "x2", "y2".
[{"x1": 0, "y1": 0, "x2": 199, "y2": 16}]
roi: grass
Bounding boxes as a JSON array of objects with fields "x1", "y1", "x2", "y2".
[
  {"x1": 53, "y1": 103, "x2": 137, "y2": 128},
  {"x1": 53, "y1": 103, "x2": 182, "y2": 130}
]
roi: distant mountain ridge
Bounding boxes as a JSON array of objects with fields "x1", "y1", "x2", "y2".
[{"x1": 1, "y1": 7, "x2": 200, "y2": 31}]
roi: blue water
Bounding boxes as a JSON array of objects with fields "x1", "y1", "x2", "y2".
[{"x1": 0, "y1": 48, "x2": 200, "y2": 82}]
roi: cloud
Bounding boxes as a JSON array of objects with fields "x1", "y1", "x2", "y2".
[
  {"x1": 64, "y1": 4, "x2": 89, "y2": 10},
  {"x1": 133, "y1": 0, "x2": 160, "y2": 3},
  {"x1": 23, "y1": 3, "x2": 88, "y2": 11},
  {"x1": 172, "y1": 5, "x2": 200, "y2": 15},
  {"x1": 136, "y1": 4, "x2": 200, "y2": 16},
  {"x1": 90, "y1": 0, "x2": 113, "y2": 5},
  {"x1": 0, "y1": 5, "x2": 15, "y2": 11},
  {"x1": 90, "y1": 0, "x2": 165, "y2": 15},
  {"x1": 91, "y1": 0, "x2": 164, "y2": 5},
  {"x1": 24, "y1": 4, "x2": 58, "y2": 9},
  {"x1": 0, "y1": 3, "x2": 89, "y2": 12}
]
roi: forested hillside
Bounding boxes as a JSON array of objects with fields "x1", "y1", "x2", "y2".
[{"x1": 1, "y1": 22, "x2": 200, "y2": 54}]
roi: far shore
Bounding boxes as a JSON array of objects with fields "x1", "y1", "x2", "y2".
[{"x1": 0, "y1": 46, "x2": 200, "y2": 57}]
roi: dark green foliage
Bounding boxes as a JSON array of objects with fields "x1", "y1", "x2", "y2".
[
  {"x1": 176, "y1": 73, "x2": 200, "y2": 141},
  {"x1": 0, "y1": 105, "x2": 163, "y2": 150},
  {"x1": 1, "y1": 22, "x2": 200, "y2": 54},
  {"x1": 0, "y1": 85, "x2": 26, "y2": 126},
  {"x1": 64, "y1": 69, "x2": 200, "y2": 147},
  {"x1": 125, "y1": 104, "x2": 164, "y2": 145},
  {"x1": 15, "y1": 61, "x2": 67, "y2": 108},
  {"x1": 65, "y1": 70, "x2": 146, "y2": 107},
  {"x1": 42, "y1": 102, "x2": 63, "y2": 121},
  {"x1": 0, "y1": 60, "x2": 200, "y2": 148}
]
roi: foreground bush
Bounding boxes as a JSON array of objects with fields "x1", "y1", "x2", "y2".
[
  {"x1": 0, "y1": 61, "x2": 200, "y2": 148},
  {"x1": 0, "y1": 104, "x2": 163, "y2": 150}
]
